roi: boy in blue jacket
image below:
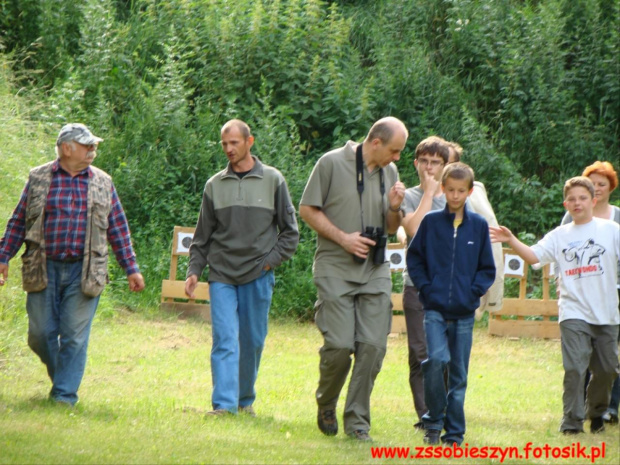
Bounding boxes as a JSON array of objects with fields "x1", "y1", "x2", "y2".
[{"x1": 407, "y1": 162, "x2": 495, "y2": 446}]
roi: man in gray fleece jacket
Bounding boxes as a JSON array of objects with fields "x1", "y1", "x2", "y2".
[{"x1": 185, "y1": 119, "x2": 299, "y2": 416}]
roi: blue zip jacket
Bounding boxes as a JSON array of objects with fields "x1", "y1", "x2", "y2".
[{"x1": 407, "y1": 205, "x2": 496, "y2": 319}]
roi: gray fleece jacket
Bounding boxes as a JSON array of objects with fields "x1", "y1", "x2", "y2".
[{"x1": 187, "y1": 156, "x2": 299, "y2": 285}]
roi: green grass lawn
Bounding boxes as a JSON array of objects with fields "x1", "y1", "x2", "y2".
[
  {"x1": 0, "y1": 55, "x2": 618, "y2": 465},
  {"x1": 0, "y1": 304, "x2": 618, "y2": 464}
]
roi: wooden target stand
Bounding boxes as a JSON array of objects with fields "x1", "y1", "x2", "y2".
[
  {"x1": 387, "y1": 243, "x2": 407, "y2": 334},
  {"x1": 487, "y1": 248, "x2": 559, "y2": 339},
  {"x1": 160, "y1": 226, "x2": 211, "y2": 321}
]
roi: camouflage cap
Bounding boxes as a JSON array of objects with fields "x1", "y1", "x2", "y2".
[{"x1": 56, "y1": 123, "x2": 103, "y2": 146}]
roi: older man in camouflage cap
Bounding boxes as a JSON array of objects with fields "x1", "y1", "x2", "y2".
[{"x1": 0, "y1": 123, "x2": 144, "y2": 406}]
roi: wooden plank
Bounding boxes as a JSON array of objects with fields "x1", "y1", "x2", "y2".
[
  {"x1": 391, "y1": 314, "x2": 407, "y2": 334},
  {"x1": 161, "y1": 280, "x2": 209, "y2": 301},
  {"x1": 488, "y1": 318, "x2": 560, "y2": 339},
  {"x1": 492, "y1": 298, "x2": 558, "y2": 317},
  {"x1": 161, "y1": 302, "x2": 211, "y2": 322},
  {"x1": 391, "y1": 293, "x2": 404, "y2": 311},
  {"x1": 168, "y1": 254, "x2": 179, "y2": 282}
]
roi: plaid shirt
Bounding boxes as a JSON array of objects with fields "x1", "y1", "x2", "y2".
[{"x1": 0, "y1": 160, "x2": 139, "y2": 275}]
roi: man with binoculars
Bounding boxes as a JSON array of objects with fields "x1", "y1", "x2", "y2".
[{"x1": 300, "y1": 117, "x2": 407, "y2": 442}]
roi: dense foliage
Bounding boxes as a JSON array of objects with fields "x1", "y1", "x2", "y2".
[{"x1": 1, "y1": 0, "x2": 618, "y2": 319}]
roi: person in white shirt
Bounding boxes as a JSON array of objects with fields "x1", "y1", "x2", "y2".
[{"x1": 490, "y1": 176, "x2": 619, "y2": 436}]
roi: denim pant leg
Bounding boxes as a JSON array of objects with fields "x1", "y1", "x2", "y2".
[
  {"x1": 443, "y1": 316, "x2": 474, "y2": 445},
  {"x1": 237, "y1": 270, "x2": 275, "y2": 408},
  {"x1": 422, "y1": 310, "x2": 450, "y2": 432},
  {"x1": 27, "y1": 260, "x2": 99, "y2": 405},
  {"x1": 209, "y1": 281, "x2": 240, "y2": 412}
]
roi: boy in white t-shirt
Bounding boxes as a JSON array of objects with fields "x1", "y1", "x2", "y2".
[{"x1": 490, "y1": 176, "x2": 619, "y2": 435}]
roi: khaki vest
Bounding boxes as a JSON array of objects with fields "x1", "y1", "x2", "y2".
[{"x1": 22, "y1": 161, "x2": 112, "y2": 297}]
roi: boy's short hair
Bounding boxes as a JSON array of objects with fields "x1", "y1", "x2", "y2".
[
  {"x1": 563, "y1": 176, "x2": 595, "y2": 199},
  {"x1": 582, "y1": 161, "x2": 618, "y2": 192},
  {"x1": 415, "y1": 136, "x2": 450, "y2": 163},
  {"x1": 447, "y1": 141, "x2": 463, "y2": 162},
  {"x1": 442, "y1": 162, "x2": 475, "y2": 189}
]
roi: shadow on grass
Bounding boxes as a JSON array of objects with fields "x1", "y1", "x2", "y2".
[{"x1": 5, "y1": 395, "x2": 121, "y2": 422}]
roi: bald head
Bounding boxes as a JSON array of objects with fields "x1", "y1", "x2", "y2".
[
  {"x1": 363, "y1": 117, "x2": 408, "y2": 170},
  {"x1": 366, "y1": 117, "x2": 408, "y2": 145}
]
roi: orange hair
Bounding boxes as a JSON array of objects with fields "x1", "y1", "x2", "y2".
[{"x1": 582, "y1": 161, "x2": 618, "y2": 192}]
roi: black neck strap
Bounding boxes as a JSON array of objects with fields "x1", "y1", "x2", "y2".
[{"x1": 356, "y1": 144, "x2": 385, "y2": 231}]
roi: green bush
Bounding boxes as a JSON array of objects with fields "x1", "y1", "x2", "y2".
[{"x1": 2, "y1": 0, "x2": 618, "y2": 320}]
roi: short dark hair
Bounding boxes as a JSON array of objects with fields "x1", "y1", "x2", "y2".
[
  {"x1": 563, "y1": 176, "x2": 595, "y2": 199},
  {"x1": 415, "y1": 136, "x2": 450, "y2": 164},
  {"x1": 442, "y1": 162, "x2": 475, "y2": 189},
  {"x1": 221, "y1": 119, "x2": 251, "y2": 139}
]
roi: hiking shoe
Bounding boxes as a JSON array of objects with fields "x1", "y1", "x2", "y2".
[
  {"x1": 443, "y1": 439, "x2": 460, "y2": 447},
  {"x1": 317, "y1": 408, "x2": 338, "y2": 436},
  {"x1": 413, "y1": 421, "x2": 425, "y2": 431},
  {"x1": 561, "y1": 428, "x2": 583, "y2": 435},
  {"x1": 602, "y1": 409, "x2": 618, "y2": 424},
  {"x1": 348, "y1": 430, "x2": 373, "y2": 442},
  {"x1": 239, "y1": 405, "x2": 256, "y2": 417},
  {"x1": 590, "y1": 417, "x2": 605, "y2": 433},
  {"x1": 423, "y1": 429, "x2": 441, "y2": 445},
  {"x1": 205, "y1": 409, "x2": 232, "y2": 417}
]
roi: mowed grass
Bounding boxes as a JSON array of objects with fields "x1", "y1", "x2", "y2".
[
  {"x1": 0, "y1": 59, "x2": 618, "y2": 464},
  {"x1": 0, "y1": 306, "x2": 618, "y2": 465}
]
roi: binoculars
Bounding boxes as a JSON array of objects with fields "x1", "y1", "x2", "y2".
[{"x1": 353, "y1": 226, "x2": 388, "y2": 265}]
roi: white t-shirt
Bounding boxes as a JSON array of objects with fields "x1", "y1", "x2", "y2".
[{"x1": 531, "y1": 218, "x2": 619, "y2": 325}]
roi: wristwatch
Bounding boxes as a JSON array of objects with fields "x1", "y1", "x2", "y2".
[{"x1": 389, "y1": 205, "x2": 404, "y2": 215}]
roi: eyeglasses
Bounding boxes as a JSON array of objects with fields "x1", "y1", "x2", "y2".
[{"x1": 417, "y1": 158, "x2": 444, "y2": 168}]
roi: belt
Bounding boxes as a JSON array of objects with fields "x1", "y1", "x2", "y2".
[{"x1": 49, "y1": 256, "x2": 83, "y2": 263}]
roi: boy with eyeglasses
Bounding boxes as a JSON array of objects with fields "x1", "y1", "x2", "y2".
[{"x1": 399, "y1": 136, "x2": 451, "y2": 431}]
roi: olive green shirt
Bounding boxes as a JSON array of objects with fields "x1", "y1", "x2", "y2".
[{"x1": 300, "y1": 141, "x2": 400, "y2": 283}]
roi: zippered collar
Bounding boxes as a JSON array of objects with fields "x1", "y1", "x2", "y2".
[
  {"x1": 441, "y1": 202, "x2": 471, "y2": 223},
  {"x1": 221, "y1": 155, "x2": 264, "y2": 179}
]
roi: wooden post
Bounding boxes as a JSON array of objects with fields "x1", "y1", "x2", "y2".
[{"x1": 160, "y1": 226, "x2": 211, "y2": 321}]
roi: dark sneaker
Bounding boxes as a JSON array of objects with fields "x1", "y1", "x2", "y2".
[
  {"x1": 348, "y1": 430, "x2": 373, "y2": 442},
  {"x1": 205, "y1": 409, "x2": 232, "y2": 417},
  {"x1": 561, "y1": 428, "x2": 583, "y2": 435},
  {"x1": 239, "y1": 406, "x2": 256, "y2": 417},
  {"x1": 413, "y1": 421, "x2": 425, "y2": 431},
  {"x1": 317, "y1": 408, "x2": 338, "y2": 436},
  {"x1": 423, "y1": 429, "x2": 441, "y2": 445},
  {"x1": 442, "y1": 439, "x2": 460, "y2": 447},
  {"x1": 590, "y1": 417, "x2": 605, "y2": 433},
  {"x1": 602, "y1": 409, "x2": 618, "y2": 424}
]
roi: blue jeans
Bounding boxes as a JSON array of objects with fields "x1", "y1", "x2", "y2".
[
  {"x1": 422, "y1": 310, "x2": 475, "y2": 445},
  {"x1": 209, "y1": 270, "x2": 275, "y2": 412},
  {"x1": 26, "y1": 260, "x2": 100, "y2": 405}
]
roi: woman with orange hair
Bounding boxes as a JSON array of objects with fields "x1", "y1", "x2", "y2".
[{"x1": 581, "y1": 161, "x2": 619, "y2": 221}]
